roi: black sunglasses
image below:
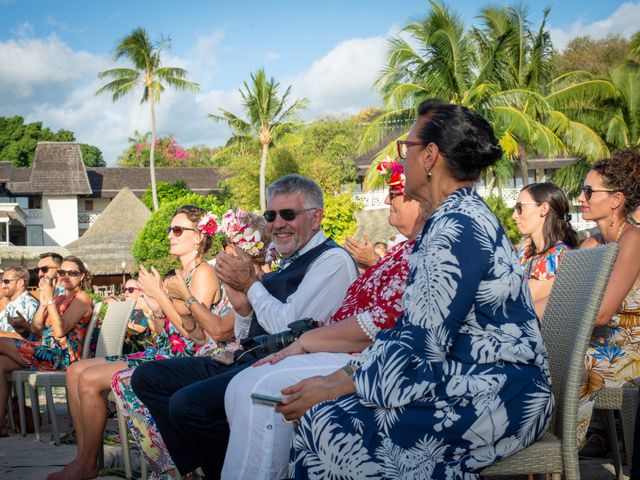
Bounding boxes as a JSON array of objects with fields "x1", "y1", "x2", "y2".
[
  {"x1": 35, "y1": 266, "x2": 57, "y2": 274},
  {"x1": 166, "y1": 226, "x2": 197, "y2": 237},
  {"x1": 514, "y1": 201, "x2": 539, "y2": 215},
  {"x1": 263, "y1": 208, "x2": 316, "y2": 223},
  {"x1": 581, "y1": 185, "x2": 615, "y2": 201},
  {"x1": 123, "y1": 287, "x2": 141, "y2": 294},
  {"x1": 58, "y1": 269, "x2": 82, "y2": 278},
  {"x1": 2, "y1": 278, "x2": 19, "y2": 285}
]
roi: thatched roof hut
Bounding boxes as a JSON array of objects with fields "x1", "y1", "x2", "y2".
[
  {"x1": 65, "y1": 187, "x2": 151, "y2": 275},
  {"x1": 0, "y1": 246, "x2": 69, "y2": 271}
]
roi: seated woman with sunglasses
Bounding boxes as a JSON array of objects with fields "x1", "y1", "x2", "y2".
[
  {"x1": 577, "y1": 150, "x2": 640, "y2": 406},
  {"x1": 48, "y1": 205, "x2": 223, "y2": 480},
  {"x1": 107, "y1": 209, "x2": 271, "y2": 480},
  {"x1": 512, "y1": 182, "x2": 578, "y2": 317},
  {"x1": 0, "y1": 255, "x2": 93, "y2": 437}
]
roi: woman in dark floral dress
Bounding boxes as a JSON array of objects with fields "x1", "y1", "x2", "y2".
[{"x1": 0, "y1": 255, "x2": 93, "y2": 437}]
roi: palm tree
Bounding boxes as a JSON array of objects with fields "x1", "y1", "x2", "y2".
[
  {"x1": 363, "y1": 1, "x2": 607, "y2": 191},
  {"x1": 209, "y1": 69, "x2": 308, "y2": 211},
  {"x1": 97, "y1": 28, "x2": 199, "y2": 211}
]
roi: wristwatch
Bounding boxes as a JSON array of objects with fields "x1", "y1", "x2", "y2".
[
  {"x1": 341, "y1": 363, "x2": 357, "y2": 378},
  {"x1": 184, "y1": 296, "x2": 198, "y2": 310}
]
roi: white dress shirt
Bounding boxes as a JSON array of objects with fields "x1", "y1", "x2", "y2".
[{"x1": 234, "y1": 231, "x2": 358, "y2": 340}]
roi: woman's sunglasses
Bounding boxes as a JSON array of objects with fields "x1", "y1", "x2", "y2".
[
  {"x1": 514, "y1": 201, "x2": 539, "y2": 215},
  {"x1": 58, "y1": 269, "x2": 82, "y2": 278},
  {"x1": 123, "y1": 287, "x2": 141, "y2": 294},
  {"x1": 166, "y1": 226, "x2": 197, "y2": 237},
  {"x1": 581, "y1": 185, "x2": 615, "y2": 201},
  {"x1": 263, "y1": 208, "x2": 316, "y2": 223}
]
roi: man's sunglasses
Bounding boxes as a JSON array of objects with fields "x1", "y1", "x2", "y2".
[
  {"x1": 1, "y1": 278, "x2": 19, "y2": 285},
  {"x1": 263, "y1": 208, "x2": 316, "y2": 223},
  {"x1": 166, "y1": 226, "x2": 197, "y2": 237},
  {"x1": 58, "y1": 270, "x2": 82, "y2": 278},
  {"x1": 514, "y1": 201, "x2": 539, "y2": 215},
  {"x1": 581, "y1": 185, "x2": 615, "y2": 201},
  {"x1": 35, "y1": 266, "x2": 57, "y2": 274},
  {"x1": 123, "y1": 287, "x2": 141, "y2": 294}
]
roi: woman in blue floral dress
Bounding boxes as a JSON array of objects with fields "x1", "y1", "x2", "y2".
[{"x1": 279, "y1": 100, "x2": 554, "y2": 479}]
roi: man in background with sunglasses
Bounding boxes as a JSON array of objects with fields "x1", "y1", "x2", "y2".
[
  {"x1": 35, "y1": 252, "x2": 65, "y2": 298},
  {"x1": 0, "y1": 266, "x2": 39, "y2": 339},
  {"x1": 131, "y1": 174, "x2": 358, "y2": 478}
]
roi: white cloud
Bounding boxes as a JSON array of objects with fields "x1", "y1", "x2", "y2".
[
  {"x1": 264, "y1": 51, "x2": 281, "y2": 61},
  {"x1": 550, "y1": 2, "x2": 640, "y2": 51},
  {"x1": 290, "y1": 35, "x2": 387, "y2": 118}
]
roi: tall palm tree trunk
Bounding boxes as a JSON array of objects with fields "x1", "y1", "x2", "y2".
[
  {"x1": 149, "y1": 99, "x2": 159, "y2": 211},
  {"x1": 259, "y1": 143, "x2": 269, "y2": 212}
]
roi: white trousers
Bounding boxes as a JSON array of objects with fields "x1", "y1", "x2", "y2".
[{"x1": 222, "y1": 352, "x2": 352, "y2": 480}]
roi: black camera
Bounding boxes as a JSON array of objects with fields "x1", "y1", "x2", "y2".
[{"x1": 249, "y1": 318, "x2": 319, "y2": 355}]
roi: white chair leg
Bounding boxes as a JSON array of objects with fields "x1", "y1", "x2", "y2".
[
  {"x1": 6, "y1": 385, "x2": 16, "y2": 432},
  {"x1": 28, "y1": 384, "x2": 41, "y2": 442},
  {"x1": 16, "y1": 379, "x2": 28, "y2": 436},
  {"x1": 44, "y1": 386, "x2": 60, "y2": 446},
  {"x1": 116, "y1": 401, "x2": 132, "y2": 479}
]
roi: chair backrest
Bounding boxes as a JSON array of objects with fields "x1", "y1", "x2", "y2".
[
  {"x1": 81, "y1": 301, "x2": 103, "y2": 360},
  {"x1": 94, "y1": 299, "x2": 135, "y2": 358},
  {"x1": 540, "y1": 244, "x2": 618, "y2": 469}
]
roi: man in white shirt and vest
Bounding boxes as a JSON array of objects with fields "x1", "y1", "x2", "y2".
[{"x1": 131, "y1": 174, "x2": 358, "y2": 478}]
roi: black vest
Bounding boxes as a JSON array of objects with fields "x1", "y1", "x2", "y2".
[{"x1": 247, "y1": 237, "x2": 340, "y2": 339}]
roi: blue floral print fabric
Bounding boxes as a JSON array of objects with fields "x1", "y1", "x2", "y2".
[{"x1": 291, "y1": 188, "x2": 554, "y2": 479}]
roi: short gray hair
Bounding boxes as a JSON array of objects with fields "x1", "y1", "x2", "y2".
[{"x1": 267, "y1": 174, "x2": 324, "y2": 209}]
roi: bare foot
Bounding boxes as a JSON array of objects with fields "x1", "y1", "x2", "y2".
[{"x1": 47, "y1": 463, "x2": 99, "y2": 480}]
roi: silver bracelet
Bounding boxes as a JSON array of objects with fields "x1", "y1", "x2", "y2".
[
  {"x1": 184, "y1": 296, "x2": 198, "y2": 309},
  {"x1": 341, "y1": 363, "x2": 357, "y2": 378}
]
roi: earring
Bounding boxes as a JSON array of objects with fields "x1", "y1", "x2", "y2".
[
  {"x1": 193, "y1": 244, "x2": 199, "y2": 255},
  {"x1": 427, "y1": 171, "x2": 432, "y2": 178},
  {"x1": 609, "y1": 209, "x2": 615, "y2": 227}
]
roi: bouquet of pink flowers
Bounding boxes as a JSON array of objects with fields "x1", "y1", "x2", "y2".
[{"x1": 220, "y1": 209, "x2": 266, "y2": 258}]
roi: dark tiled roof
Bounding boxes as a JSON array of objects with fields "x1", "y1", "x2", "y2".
[
  {"x1": 9, "y1": 142, "x2": 92, "y2": 195},
  {"x1": 86, "y1": 167, "x2": 226, "y2": 198}
]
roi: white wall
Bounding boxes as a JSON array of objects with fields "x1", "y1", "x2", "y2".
[{"x1": 43, "y1": 195, "x2": 79, "y2": 246}]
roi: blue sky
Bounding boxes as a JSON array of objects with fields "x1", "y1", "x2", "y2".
[{"x1": 1, "y1": 0, "x2": 638, "y2": 164}]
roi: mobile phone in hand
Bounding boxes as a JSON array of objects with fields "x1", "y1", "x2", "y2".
[{"x1": 250, "y1": 392, "x2": 283, "y2": 406}]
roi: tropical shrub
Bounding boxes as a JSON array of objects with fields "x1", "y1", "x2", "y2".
[
  {"x1": 484, "y1": 195, "x2": 520, "y2": 245},
  {"x1": 322, "y1": 193, "x2": 363, "y2": 245},
  {"x1": 141, "y1": 181, "x2": 193, "y2": 210}
]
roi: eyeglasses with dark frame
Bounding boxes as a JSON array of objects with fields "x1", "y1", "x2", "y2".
[
  {"x1": 35, "y1": 266, "x2": 58, "y2": 274},
  {"x1": 166, "y1": 226, "x2": 198, "y2": 237},
  {"x1": 397, "y1": 140, "x2": 424, "y2": 160},
  {"x1": 1, "y1": 278, "x2": 20, "y2": 285},
  {"x1": 581, "y1": 185, "x2": 616, "y2": 201},
  {"x1": 389, "y1": 189, "x2": 403, "y2": 201},
  {"x1": 514, "y1": 201, "x2": 539, "y2": 215},
  {"x1": 123, "y1": 287, "x2": 141, "y2": 294},
  {"x1": 58, "y1": 270, "x2": 82, "y2": 278},
  {"x1": 263, "y1": 208, "x2": 317, "y2": 223}
]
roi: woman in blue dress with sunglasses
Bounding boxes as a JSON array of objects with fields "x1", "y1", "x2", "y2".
[{"x1": 280, "y1": 100, "x2": 553, "y2": 479}]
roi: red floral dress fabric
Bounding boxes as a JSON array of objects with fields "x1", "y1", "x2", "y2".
[
  {"x1": 329, "y1": 240, "x2": 414, "y2": 338},
  {"x1": 13, "y1": 293, "x2": 92, "y2": 370}
]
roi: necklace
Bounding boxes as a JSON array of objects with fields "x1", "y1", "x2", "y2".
[{"x1": 615, "y1": 222, "x2": 628, "y2": 243}]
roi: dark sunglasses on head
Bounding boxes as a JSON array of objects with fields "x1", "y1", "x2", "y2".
[
  {"x1": 2, "y1": 278, "x2": 19, "y2": 285},
  {"x1": 35, "y1": 266, "x2": 57, "y2": 274},
  {"x1": 514, "y1": 201, "x2": 539, "y2": 215},
  {"x1": 58, "y1": 269, "x2": 82, "y2": 278},
  {"x1": 166, "y1": 226, "x2": 197, "y2": 237},
  {"x1": 263, "y1": 208, "x2": 316, "y2": 223},
  {"x1": 581, "y1": 184, "x2": 615, "y2": 201},
  {"x1": 123, "y1": 287, "x2": 141, "y2": 294}
]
